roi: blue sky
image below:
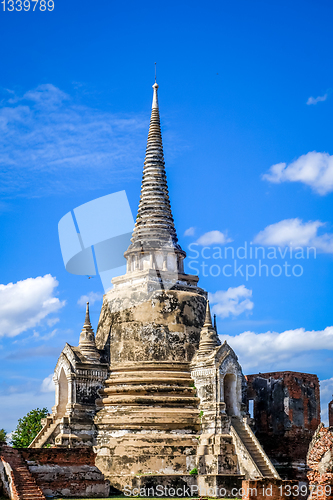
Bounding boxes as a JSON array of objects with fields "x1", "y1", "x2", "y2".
[{"x1": 1, "y1": 0, "x2": 333, "y2": 432}]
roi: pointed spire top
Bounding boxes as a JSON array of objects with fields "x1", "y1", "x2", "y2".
[
  {"x1": 152, "y1": 62, "x2": 158, "y2": 108},
  {"x1": 152, "y1": 82, "x2": 159, "y2": 109},
  {"x1": 203, "y1": 300, "x2": 213, "y2": 328},
  {"x1": 198, "y1": 299, "x2": 221, "y2": 354},
  {"x1": 79, "y1": 302, "x2": 100, "y2": 362},
  {"x1": 84, "y1": 302, "x2": 92, "y2": 329},
  {"x1": 124, "y1": 79, "x2": 185, "y2": 269}
]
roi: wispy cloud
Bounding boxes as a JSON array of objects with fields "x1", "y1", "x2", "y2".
[
  {"x1": 196, "y1": 230, "x2": 233, "y2": 246},
  {"x1": 0, "y1": 275, "x2": 65, "y2": 338},
  {"x1": 0, "y1": 84, "x2": 148, "y2": 197},
  {"x1": 209, "y1": 285, "x2": 254, "y2": 319},
  {"x1": 184, "y1": 227, "x2": 196, "y2": 237},
  {"x1": 221, "y1": 325, "x2": 333, "y2": 372},
  {"x1": 41, "y1": 374, "x2": 55, "y2": 393},
  {"x1": 262, "y1": 151, "x2": 333, "y2": 195},
  {"x1": 320, "y1": 377, "x2": 333, "y2": 425},
  {"x1": 306, "y1": 93, "x2": 328, "y2": 105},
  {"x1": 254, "y1": 218, "x2": 333, "y2": 253},
  {"x1": 77, "y1": 291, "x2": 103, "y2": 306}
]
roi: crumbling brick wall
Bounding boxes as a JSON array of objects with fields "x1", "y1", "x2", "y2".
[
  {"x1": 20, "y1": 448, "x2": 110, "y2": 498},
  {"x1": 246, "y1": 371, "x2": 320, "y2": 481},
  {"x1": 307, "y1": 424, "x2": 333, "y2": 500}
]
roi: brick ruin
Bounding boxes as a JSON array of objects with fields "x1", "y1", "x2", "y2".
[
  {"x1": 306, "y1": 423, "x2": 333, "y2": 500},
  {"x1": 246, "y1": 371, "x2": 321, "y2": 481},
  {"x1": 0, "y1": 81, "x2": 325, "y2": 499},
  {"x1": 0, "y1": 444, "x2": 110, "y2": 499}
]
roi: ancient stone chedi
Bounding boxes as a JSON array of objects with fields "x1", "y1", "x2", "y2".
[
  {"x1": 93, "y1": 82, "x2": 279, "y2": 491},
  {"x1": 93, "y1": 82, "x2": 207, "y2": 489},
  {"x1": 32, "y1": 82, "x2": 281, "y2": 496}
]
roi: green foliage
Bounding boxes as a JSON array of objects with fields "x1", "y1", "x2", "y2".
[
  {"x1": 0, "y1": 428, "x2": 7, "y2": 442},
  {"x1": 189, "y1": 467, "x2": 198, "y2": 475},
  {"x1": 12, "y1": 407, "x2": 48, "y2": 448},
  {"x1": 199, "y1": 410, "x2": 204, "y2": 419}
]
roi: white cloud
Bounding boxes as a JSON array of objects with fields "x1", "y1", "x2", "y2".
[
  {"x1": 254, "y1": 218, "x2": 333, "y2": 253},
  {"x1": 38, "y1": 329, "x2": 58, "y2": 341},
  {"x1": 209, "y1": 285, "x2": 254, "y2": 319},
  {"x1": 0, "y1": 275, "x2": 65, "y2": 337},
  {"x1": 77, "y1": 291, "x2": 103, "y2": 306},
  {"x1": 254, "y1": 218, "x2": 322, "y2": 246},
  {"x1": 41, "y1": 374, "x2": 55, "y2": 393},
  {"x1": 5, "y1": 431, "x2": 13, "y2": 445},
  {"x1": 221, "y1": 326, "x2": 333, "y2": 372},
  {"x1": 184, "y1": 227, "x2": 196, "y2": 237},
  {"x1": 307, "y1": 94, "x2": 328, "y2": 105},
  {"x1": 196, "y1": 230, "x2": 233, "y2": 246},
  {"x1": 47, "y1": 318, "x2": 60, "y2": 327},
  {"x1": 0, "y1": 84, "x2": 147, "y2": 197},
  {"x1": 262, "y1": 151, "x2": 333, "y2": 195},
  {"x1": 19, "y1": 84, "x2": 69, "y2": 108},
  {"x1": 320, "y1": 377, "x2": 333, "y2": 425}
]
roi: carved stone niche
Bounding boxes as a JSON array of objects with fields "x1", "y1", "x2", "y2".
[{"x1": 191, "y1": 340, "x2": 247, "y2": 434}]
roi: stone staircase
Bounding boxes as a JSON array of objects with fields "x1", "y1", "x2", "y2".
[
  {"x1": 231, "y1": 416, "x2": 280, "y2": 479},
  {"x1": 29, "y1": 417, "x2": 60, "y2": 448},
  {"x1": 1, "y1": 446, "x2": 46, "y2": 499}
]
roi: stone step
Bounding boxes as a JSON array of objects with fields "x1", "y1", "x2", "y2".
[
  {"x1": 21, "y1": 496, "x2": 47, "y2": 498},
  {"x1": 21, "y1": 494, "x2": 44, "y2": 496},
  {"x1": 0, "y1": 445, "x2": 46, "y2": 499},
  {"x1": 231, "y1": 418, "x2": 276, "y2": 479}
]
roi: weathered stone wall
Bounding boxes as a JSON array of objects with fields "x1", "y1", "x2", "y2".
[
  {"x1": 76, "y1": 374, "x2": 105, "y2": 406},
  {"x1": 94, "y1": 282, "x2": 207, "y2": 488},
  {"x1": 246, "y1": 371, "x2": 320, "y2": 481},
  {"x1": 96, "y1": 287, "x2": 206, "y2": 364},
  {"x1": 20, "y1": 448, "x2": 110, "y2": 498},
  {"x1": 0, "y1": 457, "x2": 15, "y2": 499}
]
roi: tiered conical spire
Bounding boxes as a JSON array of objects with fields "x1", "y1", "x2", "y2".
[
  {"x1": 125, "y1": 82, "x2": 185, "y2": 261},
  {"x1": 198, "y1": 301, "x2": 221, "y2": 353},
  {"x1": 79, "y1": 302, "x2": 100, "y2": 362}
]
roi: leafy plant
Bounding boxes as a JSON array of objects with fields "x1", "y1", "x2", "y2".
[
  {"x1": 189, "y1": 467, "x2": 198, "y2": 475},
  {"x1": 199, "y1": 410, "x2": 204, "y2": 419},
  {"x1": 12, "y1": 408, "x2": 48, "y2": 448},
  {"x1": 0, "y1": 428, "x2": 6, "y2": 443}
]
